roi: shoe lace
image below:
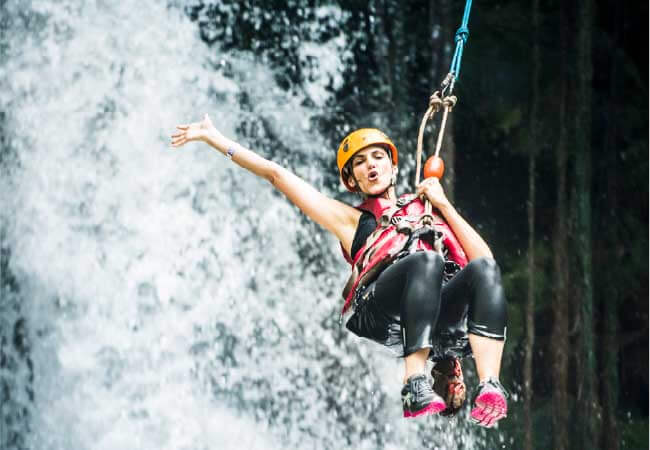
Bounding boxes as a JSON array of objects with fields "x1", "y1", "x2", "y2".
[
  {"x1": 412, "y1": 376, "x2": 433, "y2": 397},
  {"x1": 402, "y1": 391, "x2": 413, "y2": 407}
]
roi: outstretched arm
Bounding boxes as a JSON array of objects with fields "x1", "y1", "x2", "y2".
[
  {"x1": 417, "y1": 177, "x2": 493, "y2": 261},
  {"x1": 171, "y1": 115, "x2": 361, "y2": 254}
]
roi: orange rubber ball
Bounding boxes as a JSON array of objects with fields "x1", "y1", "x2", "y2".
[{"x1": 423, "y1": 155, "x2": 445, "y2": 179}]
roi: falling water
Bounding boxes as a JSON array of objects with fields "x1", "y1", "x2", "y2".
[{"x1": 0, "y1": 1, "x2": 494, "y2": 448}]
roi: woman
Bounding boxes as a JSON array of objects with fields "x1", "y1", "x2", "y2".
[{"x1": 171, "y1": 116, "x2": 508, "y2": 427}]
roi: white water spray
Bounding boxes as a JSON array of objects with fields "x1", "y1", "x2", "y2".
[{"x1": 1, "y1": 1, "x2": 487, "y2": 449}]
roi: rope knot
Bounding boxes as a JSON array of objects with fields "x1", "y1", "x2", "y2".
[
  {"x1": 454, "y1": 26, "x2": 469, "y2": 44},
  {"x1": 429, "y1": 91, "x2": 443, "y2": 111},
  {"x1": 443, "y1": 95, "x2": 457, "y2": 109}
]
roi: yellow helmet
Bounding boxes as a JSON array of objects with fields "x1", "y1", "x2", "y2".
[{"x1": 336, "y1": 128, "x2": 398, "y2": 191}]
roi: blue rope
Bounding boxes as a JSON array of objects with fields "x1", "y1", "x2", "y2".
[{"x1": 448, "y1": 0, "x2": 473, "y2": 80}]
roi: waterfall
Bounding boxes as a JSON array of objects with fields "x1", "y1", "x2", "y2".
[{"x1": 1, "y1": 1, "x2": 487, "y2": 448}]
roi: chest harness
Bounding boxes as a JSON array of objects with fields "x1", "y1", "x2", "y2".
[{"x1": 341, "y1": 194, "x2": 468, "y2": 316}]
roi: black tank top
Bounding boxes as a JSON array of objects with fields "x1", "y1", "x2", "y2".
[{"x1": 350, "y1": 211, "x2": 377, "y2": 261}]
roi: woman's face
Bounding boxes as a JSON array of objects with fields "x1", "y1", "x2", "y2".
[{"x1": 348, "y1": 145, "x2": 395, "y2": 195}]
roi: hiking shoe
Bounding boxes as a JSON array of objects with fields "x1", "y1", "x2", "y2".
[
  {"x1": 469, "y1": 377, "x2": 509, "y2": 428},
  {"x1": 401, "y1": 374, "x2": 446, "y2": 418},
  {"x1": 432, "y1": 357, "x2": 466, "y2": 417}
]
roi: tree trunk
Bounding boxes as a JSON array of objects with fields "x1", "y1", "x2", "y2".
[
  {"x1": 574, "y1": 0, "x2": 598, "y2": 446},
  {"x1": 382, "y1": 0, "x2": 407, "y2": 129},
  {"x1": 428, "y1": 0, "x2": 441, "y2": 86},
  {"x1": 550, "y1": 4, "x2": 570, "y2": 449},
  {"x1": 601, "y1": 2, "x2": 621, "y2": 448},
  {"x1": 523, "y1": 0, "x2": 540, "y2": 449},
  {"x1": 384, "y1": 0, "x2": 396, "y2": 106}
]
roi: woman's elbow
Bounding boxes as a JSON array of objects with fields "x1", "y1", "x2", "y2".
[
  {"x1": 483, "y1": 247, "x2": 494, "y2": 259},
  {"x1": 265, "y1": 162, "x2": 282, "y2": 186},
  {"x1": 467, "y1": 246, "x2": 493, "y2": 261}
]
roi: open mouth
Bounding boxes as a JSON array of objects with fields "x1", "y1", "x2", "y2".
[{"x1": 368, "y1": 170, "x2": 379, "y2": 181}]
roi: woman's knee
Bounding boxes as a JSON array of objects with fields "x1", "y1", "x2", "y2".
[
  {"x1": 466, "y1": 257, "x2": 507, "y2": 333},
  {"x1": 466, "y1": 257, "x2": 502, "y2": 287},
  {"x1": 400, "y1": 252, "x2": 444, "y2": 316},
  {"x1": 408, "y1": 251, "x2": 445, "y2": 277}
]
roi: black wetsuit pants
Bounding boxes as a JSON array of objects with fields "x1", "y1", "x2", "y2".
[{"x1": 346, "y1": 251, "x2": 507, "y2": 357}]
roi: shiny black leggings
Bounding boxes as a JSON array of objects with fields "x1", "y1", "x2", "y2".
[{"x1": 346, "y1": 252, "x2": 507, "y2": 357}]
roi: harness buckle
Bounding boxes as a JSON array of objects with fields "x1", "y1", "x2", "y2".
[
  {"x1": 418, "y1": 213, "x2": 436, "y2": 226},
  {"x1": 396, "y1": 194, "x2": 416, "y2": 207},
  {"x1": 352, "y1": 282, "x2": 375, "y2": 312},
  {"x1": 395, "y1": 219, "x2": 414, "y2": 235}
]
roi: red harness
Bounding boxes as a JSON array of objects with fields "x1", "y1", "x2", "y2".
[{"x1": 341, "y1": 194, "x2": 468, "y2": 314}]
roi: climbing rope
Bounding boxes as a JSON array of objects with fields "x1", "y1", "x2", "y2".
[
  {"x1": 414, "y1": 0, "x2": 473, "y2": 188},
  {"x1": 444, "y1": 0, "x2": 473, "y2": 95},
  {"x1": 414, "y1": 0, "x2": 473, "y2": 225},
  {"x1": 414, "y1": 91, "x2": 457, "y2": 187}
]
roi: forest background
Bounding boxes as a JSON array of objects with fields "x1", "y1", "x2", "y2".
[{"x1": 183, "y1": 1, "x2": 648, "y2": 448}]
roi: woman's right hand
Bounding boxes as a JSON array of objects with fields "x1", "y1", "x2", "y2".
[
  {"x1": 416, "y1": 177, "x2": 451, "y2": 210},
  {"x1": 171, "y1": 114, "x2": 220, "y2": 148}
]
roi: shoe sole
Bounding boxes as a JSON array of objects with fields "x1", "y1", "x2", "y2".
[
  {"x1": 403, "y1": 398, "x2": 446, "y2": 418},
  {"x1": 469, "y1": 391, "x2": 507, "y2": 427}
]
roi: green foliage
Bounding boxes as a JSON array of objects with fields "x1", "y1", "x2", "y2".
[{"x1": 621, "y1": 418, "x2": 650, "y2": 450}]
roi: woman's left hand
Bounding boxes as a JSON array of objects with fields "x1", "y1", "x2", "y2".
[{"x1": 417, "y1": 177, "x2": 450, "y2": 209}]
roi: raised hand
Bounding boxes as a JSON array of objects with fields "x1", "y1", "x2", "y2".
[{"x1": 171, "y1": 114, "x2": 219, "y2": 148}]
